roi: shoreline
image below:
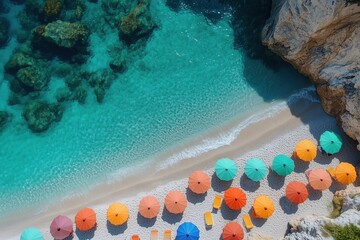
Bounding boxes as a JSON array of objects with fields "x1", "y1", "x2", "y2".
[{"x1": 2, "y1": 92, "x2": 359, "y2": 239}]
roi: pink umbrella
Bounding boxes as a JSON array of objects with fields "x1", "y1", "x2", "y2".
[{"x1": 50, "y1": 215, "x2": 73, "y2": 239}]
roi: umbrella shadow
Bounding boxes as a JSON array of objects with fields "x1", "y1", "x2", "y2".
[
  {"x1": 279, "y1": 196, "x2": 298, "y2": 214},
  {"x1": 63, "y1": 234, "x2": 74, "y2": 240},
  {"x1": 306, "y1": 185, "x2": 323, "y2": 201},
  {"x1": 314, "y1": 154, "x2": 333, "y2": 165},
  {"x1": 240, "y1": 174, "x2": 260, "y2": 192},
  {"x1": 186, "y1": 187, "x2": 207, "y2": 204},
  {"x1": 220, "y1": 202, "x2": 242, "y2": 220},
  {"x1": 247, "y1": 209, "x2": 267, "y2": 227},
  {"x1": 75, "y1": 225, "x2": 96, "y2": 240},
  {"x1": 329, "y1": 180, "x2": 347, "y2": 193},
  {"x1": 106, "y1": 221, "x2": 127, "y2": 235},
  {"x1": 293, "y1": 159, "x2": 310, "y2": 173},
  {"x1": 136, "y1": 212, "x2": 156, "y2": 228},
  {"x1": 267, "y1": 169, "x2": 285, "y2": 190},
  {"x1": 211, "y1": 172, "x2": 232, "y2": 192},
  {"x1": 161, "y1": 207, "x2": 183, "y2": 224}
]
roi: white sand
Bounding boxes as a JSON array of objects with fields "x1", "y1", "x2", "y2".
[{"x1": 1, "y1": 94, "x2": 359, "y2": 240}]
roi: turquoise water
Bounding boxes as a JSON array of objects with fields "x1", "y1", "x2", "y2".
[{"x1": 0, "y1": 1, "x2": 310, "y2": 216}]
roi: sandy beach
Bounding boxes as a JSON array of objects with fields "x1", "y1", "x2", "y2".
[{"x1": 2, "y1": 92, "x2": 359, "y2": 240}]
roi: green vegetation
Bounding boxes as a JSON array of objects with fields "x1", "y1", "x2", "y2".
[
  {"x1": 330, "y1": 195, "x2": 344, "y2": 218},
  {"x1": 323, "y1": 223, "x2": 360, "y2": 240}
]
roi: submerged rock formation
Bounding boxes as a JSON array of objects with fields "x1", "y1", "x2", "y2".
[
  {"x1": 262, "y1": 0, "x2": 360, "y2": 149},
  {"x1": 0, "y1": 111, "x2": 11, "y2": 132},
  {"x1": 23, "y1": 101, "x2": 63, "y2": 132},
  {"x1": 0, "y1": 16, "x2": 10, "y2": 48},
  {"x1": 284, "y1": 187, "x2": 360, "y2": 239},
  {"x1": 33, "y1": 20, "x2": 89, "y2": 48}
]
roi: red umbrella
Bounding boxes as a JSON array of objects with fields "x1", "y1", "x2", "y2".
[
  {"x1": 224, "y1": 187, "x2": 247, "y2": 210},
  {"x1": 50, "y1": 215, "x2": 73, "y2": 239},
  {"x1": 285, "y1": 181, "x2": 308, "y2": 204},
  {"x1": 222, "y1": 222, "x2": 244, "y2": 240}
]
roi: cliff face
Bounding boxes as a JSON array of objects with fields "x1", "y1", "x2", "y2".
[{"x1": 262, "y1": 0, "x2": 360, "y2": 150}]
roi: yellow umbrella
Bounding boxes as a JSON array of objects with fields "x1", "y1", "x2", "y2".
[
  {"x1": 107, "y1": 203, "x2": 129, "y2": 225},
  {"x1": 295, "y1": 140, "x2": 317, "y2": 161},
  {"x1": 335, "y1": 162, "x2": 357, "y2": 185},
  {"x1": 253, "y1": 195, "x2": 274, "y2": 219}
]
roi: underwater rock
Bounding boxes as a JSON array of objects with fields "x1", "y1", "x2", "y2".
[
  {"x1": 42, "y1": 0, "x2": 63, "y2": 23},
  {"x1": 33, "y1": 20, "x2": 89, "y2": 48},
  {"x1": 65, "y1": 74, "x2": 82, "y2": 90},
  {"x1": 73, "y1": 85, "x2": 87, "y2": 104},
  {"x1": 16, "y1": 66, "x2": 50, "y2": 91},
  {"x1": 118, "y1": 0, "x2": 156, "y2": 44},
  {"x1": 0, "y1": 17, "x2": 10, "y2": 48},
  {"x1": 5, "y1": 52, "x2": 37, "y2": 74},
  {"x1": 55, "y1": 87, "x2": 71, "y2": 102},
  {"x1": 0, "y1": 111, "x2": 11, "y2": 132},
  {"x1": 23, "y1": 101, "x2": 64, "y2": 132},
  {"x1": 19, "y1": 0, "x2": 42, "y2": 31},
  {"x1": 8, "y1": 94, "x2": 22, "y2": 106},
  {"x1": 109, "y1": 57, "x2": 126, "y2": 73},
  {"x1": 94, "y1": 85, "x2": 105, "y2": 103}
]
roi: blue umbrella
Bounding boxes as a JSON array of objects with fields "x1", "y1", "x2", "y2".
[
  {"x1": 20, "y1": 227, "x2": 44, "y2": 240},
  {"x1": 176, "y1": 222, "x2": 200, "y2": 240}
]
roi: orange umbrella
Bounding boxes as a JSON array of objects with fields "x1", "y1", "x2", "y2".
[
  {"x1": 335, "y1": 162, "x2": 357, "y2": 185},
  {"x1": 138, "y1": 195, "x2": 160, "y2": 219},
  {"x1": 308, "y1": 169, "x2": 332, "y2": 190},
  {"x1": 165, "y1": 191, "x2": 187, "y2": 214},
  {"x1": 106, "y1": 203, "x2": 129, "y2": 225},
  {"x1": 286, "y1": 181, "x2": 308, "y2": 204},
  {"x1": 295, "y1": 140, "x2": 317, "y2": 161},
  {"x1": 188, "y1": 171, "x2": 211, "y2": 194},
  {"x1": 222, "y1": 222, "x2": 244, "y2": 240},
  {"x1": 224, "y1": 187, "x2": 247, "y2": 210},
  {"x1": 253, "y1": 195, "x2": 274, "y2": 218},
  {"x1": 75, "y1": 208, "x2": 96, "y2": 231}
]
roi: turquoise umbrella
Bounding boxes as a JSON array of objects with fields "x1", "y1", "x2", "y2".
[
  {"x1": 177, "y1": 222, "x2": 200, "y2": 240},
  {"x1": 320, "y1": 131, "x2": 343, "y2": 154},
  {"x1": 244, "y1": 158, "x2": 267, "y2": 182},
  {"x1": 20, "y1": 227, "x2": 44, "y2": 240},
  {"x1": 215, "y1": 158, "x2": 237, "y2": 181},
  {"x1": 272, "y1": 154, "x2": 294, "y2": 176}
]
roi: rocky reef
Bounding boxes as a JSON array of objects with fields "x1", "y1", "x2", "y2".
[
  {"x1": 262, "y1": 0, "x2": 360, "y2": 150},
  {"x1": 1, "y1": 0, "x2": 157, "y2": 133},
  {"x1": 284, "y1": 187, "x2": 360, "y2": 239}
]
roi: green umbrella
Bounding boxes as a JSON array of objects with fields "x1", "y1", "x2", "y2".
[
  {"x1": 21, "y1": 227, "x2": 44, "y2": 240},
  {"x1": 272, "y1": 154, "x2": 294, "y2": 176},
  {"x1": 320, "y1": 131, "x2": 343, "y2": 154},
  {"x1": 244, "y1": 158, "x2": 267, "y2": 182},
  {"x1": 215, "y1": 158, "x2": 237, "y2": 181}
]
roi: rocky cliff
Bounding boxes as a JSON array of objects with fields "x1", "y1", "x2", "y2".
[
  {"x1": 262, "y1": 0, "x2": 360, "y2": 150},
  {"x1": 284, "y1": 187, "x2": 360, "y2": 239}
]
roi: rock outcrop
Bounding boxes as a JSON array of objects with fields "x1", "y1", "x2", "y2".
[
  {"x1": 284, "y1": 187, "x2": 360, "y2": 239},
  {"x1": 262, "y1": 0, "x2": 360, "y2": 150},
  {"x1": 33, "y1": 20, "x2": 88, "y2": 48}
]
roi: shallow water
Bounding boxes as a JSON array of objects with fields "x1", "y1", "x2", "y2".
[{"x1": 0, "y1": 0, "x2": 310, "y2": 216}]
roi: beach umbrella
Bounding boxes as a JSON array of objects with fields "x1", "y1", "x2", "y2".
[
  {"x1": 285, "y1": 181, "x2": 308, "y2": 204},
  {"x1": 244, "y1": 158, "x2": 267, "y2": 182},
  {"x1": 320, "y1": 131, "x2": 342, "y2": 154},
  {"x1": 176, "y1": 222, "x2": 200, "y2": 240},
  {"x1": 224, "y1": 187, "x2": 247, "y2": 210},
  {"x1": 106, "y1": 203, "x2": 129, "y2": 226},
  {"x1": 222, "y1": 222, "x2": 244, "y2": 240},
  {"x1": 253, "y1": 195, "x2": 274, "y2": 218},
  {"x1": 308, "y1": 169, "x2": 332, "y2": 190},
  {"x1": 165, "y1": 191, "x2": 187, "y2": 214},
  {"x1": 215, "y1": 158, "x2": 238, "y2": 181},
  {"x1": 138, "y1": 195, "x2": 160, "y2": 219},
  {"x1": 75, "y1": 208, "x2": 96, "y2": 231},
  {"x1": 272, "y1": 154, "x2": 294, "y2": 176},
  {"x1": 50, "y1": 215, "x2": 73, "y2": 240},
  {"x1": 188, "y1": 171, "x2": 211, "y2": 194},
  {"x1": 295, "y1": 140, "x2": 317, "y2": 161},
  {"x1": 335, "y1": 162, "x2": 357, "y2": 185},
  {"x1": 20, "y1": 227, "x2": 44, "y2": 240}
]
